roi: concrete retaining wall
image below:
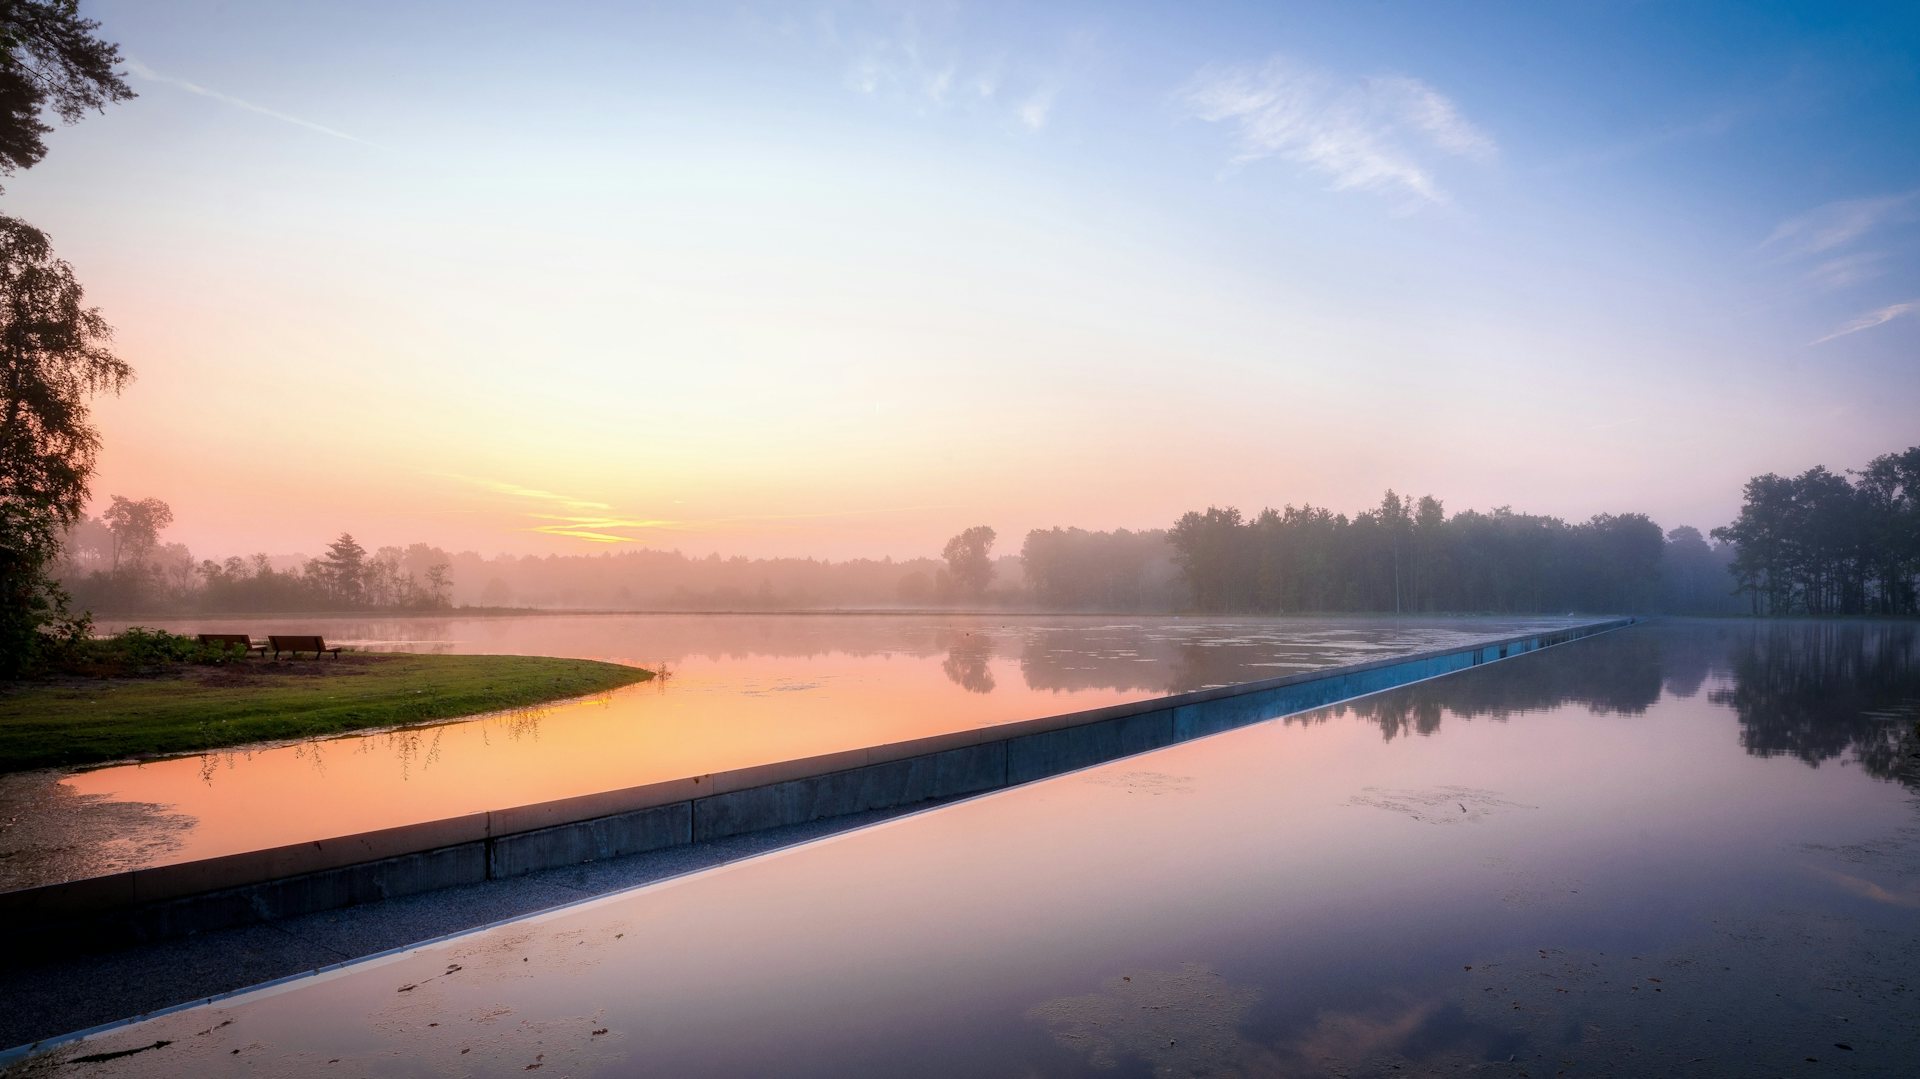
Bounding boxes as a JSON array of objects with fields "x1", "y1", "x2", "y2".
[{"x1": 0, "y1": 618, "x2": 1634, "y2": 952}]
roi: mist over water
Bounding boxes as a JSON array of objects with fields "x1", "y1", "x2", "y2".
[
  {"x1": 22, "y1": 619, "x2": 1918, "y2": 1076},
  {"x1": 2, "y1": 614, "x2": 1574, "y2": 888}
]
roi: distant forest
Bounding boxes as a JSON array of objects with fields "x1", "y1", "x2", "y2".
[{"x1": 55, "y1": 446, "x2": 1918, "y2": 617}]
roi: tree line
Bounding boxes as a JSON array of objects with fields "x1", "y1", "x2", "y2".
[
  {"x1": 56, "y1": 499, "x2": 452, "y2": 613},
  {"x1": 1023, "y1": 494, "x2": 1739, "y2": 615},
  {"x1": 1021, "y1": 446, "x2": 1915, "y2": 615},
  {"x1": 1711, "y1": 448, "x2": 1920, "y2": 616},
  {"x1": 51, "y1": 444, "x2": 1916, "y2": 619}
]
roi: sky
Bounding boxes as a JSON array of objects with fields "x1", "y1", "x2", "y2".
[{"x1": 9, "y1": 0, "x2": 1919, "y2": 560}]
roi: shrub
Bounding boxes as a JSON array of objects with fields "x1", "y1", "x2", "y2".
[{"x1": 37, "y1": 627, "x2": 245, "y2": 678}]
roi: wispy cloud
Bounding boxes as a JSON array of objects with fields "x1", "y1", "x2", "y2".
[
  {"x1": 1804, "y1": 250, "x2": 1890, "y2": 293},
  {"x1": 528, "y1": 514, "x2": 685, "y2": 544},
  {"x1": 1762, "y1": 191, "x2": 1919, "y2": 311},
  {"x1": 1179, "y1": 57, "x2": 1495, "y2": 207},
  {"x1": 1763, "y1": 191, "x2": 1918, "y2": 260},
  {"x1": 1810, "y1": 300, "x2": 1919, "y2": 345},
  {"x1": 125, "y1": 58, "x2": 372, "y2": 146},
  {"x1": 822, "y1": 7, "x2": 1074, "y2": 132},
  {"x1": 526, "y1": 503, "x2": 960, "y2": 544},
  {"x1": 448, "y1": 473, "x2": 956, "y2": 546},
  {"x1": 1017, "y1": 84, "x2": 1058, "y2": 131},
  {"x1": 437, "y1": 474, "x2": 611, "y2": 513}
]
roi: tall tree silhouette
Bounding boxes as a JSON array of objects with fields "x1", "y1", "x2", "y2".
[
  {"x1": 0, "y1": 0, "x2": 134, "y2": 187},
  {"x1": 1714, "y1": 449, "x2": 1918, "y2": 616},
  {"x1": 941, "y1": 526, "x2": 996, "y2": 599}
]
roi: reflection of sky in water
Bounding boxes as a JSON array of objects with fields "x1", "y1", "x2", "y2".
[
  {"x1": 32, "y1": 621, "x2": 1920, "y2": 1076},
  {"x1": 0, "y1": 615, "x2": 1581, "y2": 887}
]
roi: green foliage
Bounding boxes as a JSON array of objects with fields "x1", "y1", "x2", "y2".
[
  {"x1": 0, "y1": 6, "x2": 134, "y2": 678},
  {"x1": 1, "y1": 214, "x2": 131, "y2": 679},
  {"x1": 1160, "y1": 494, "x2": 1685, "y2": 615},
  {"x1": 29, "y1": 625, "x2": 243, "y2": 678},
  {"x1": 0, "y1": 653, "x2": 654, "y2": 773},
  {"x1": 0, "y1": 498, "x2": 59, "y2": 676},
  {"x1": 1713, "y1": 446, "x2": 1920, "y2": 616}
]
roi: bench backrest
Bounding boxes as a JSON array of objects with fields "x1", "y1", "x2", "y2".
[
  {"x1": 197, "y1": 633, "x2": 252, "y2": 649},
  {"x1": 268, "y1": 634, "x2": 328, "y2": 651}
]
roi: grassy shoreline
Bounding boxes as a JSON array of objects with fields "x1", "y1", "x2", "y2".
[{"x1": 0, "y1": 653, "x2": 653, "y2": 774}]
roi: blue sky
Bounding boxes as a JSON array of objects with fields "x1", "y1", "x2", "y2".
[{"x1": 10, "y1": 1, "x2": 1918, "y2": 557}]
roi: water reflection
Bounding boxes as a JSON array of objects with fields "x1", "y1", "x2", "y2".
[
  {"x1": 1313, "y1": 621, "x2": 1920, "y2": 793},
  {"x1": 1715, "y1": 621, "x2": 1920, "y2": 785},
  {"x1": 36, "y1": 620, "x2": 1920, "y2": 1076},
  {"x1": 1030, "y1": 963, "x2": 1265, "y2": 1073},
  {"x1": 103, "y1": 612, "x2": 1579, "y2": 696},
  {"x1": 940, "y1": 633, "x2": 996, "y2": 694},
  {"x1": 1330, "y1": 628, "x2": 1668, "y2": 741}
]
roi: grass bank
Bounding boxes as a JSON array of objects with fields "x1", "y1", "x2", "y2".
[{"x1": 0, "y1": 653, "x2": 653, "y2": 773}]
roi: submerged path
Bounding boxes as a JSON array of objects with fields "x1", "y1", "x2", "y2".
[
  {"x1": 1, "y1": 619, "x2": 1631, "y2": 1060},
  {"x1": 0, "y1": 802, "x2": 937, "y2": 1054},
  {"x1": 0, "y1": 622, "x2": 1626, "y2": 959},
  {"x1": 7, "y1": 619, "x2": 1916, "y2": 1075}
]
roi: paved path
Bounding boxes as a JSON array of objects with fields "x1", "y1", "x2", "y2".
[{"x1": 0, "y1": 802, "x2": 940, "y2": 1053}]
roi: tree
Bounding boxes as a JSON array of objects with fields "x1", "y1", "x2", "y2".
[
  {"x1": 941, "y1": 525, "x2": 996, "y2": 600},
  {"x1": 102, "y1": 493, "x2": 170, "y2": 573},
  {"x1": 0, "y1": 217, "x2": 127, "y2": 522},
  {"x1": 0, "y1": 5, "x2": 133, "y2": 674},
  {"x1": 1856, "y1": 447, "x2": 1920, "y2": 614},
  {"x1": 0, "y1": 1, "x2": 135, "y2": 187},
  {"x1": 1373, "y1": 490, "x2": 1412, "y2": 613},
  {"x1": 1713, "y1": 450, "x2": 1919, "y2": 616},
  {"x1": 1, "y1": 214, "x2": 129, "y2": 674},
  {"x1": 424, "y1": 561, "x2": 452, "y2": 608},
  {"x1": 1659, "y1": 525, "x2": 1728, "y2": 613},
  {"x1": 1169, "y1": 506, "x2": 1248, "y2": 611},
  {"x1": 1411, "y1": 495, "x2": 1446, "y2": 612},
  {"x1": 318, "y1": 533, "x2": 367, "y2": 605}
]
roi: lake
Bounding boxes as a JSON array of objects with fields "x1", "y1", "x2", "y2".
[
  {"x1": 18, "y1": 619, "x2": 1916, "y2": 1076},
  {"x1": 0, "y1": 613, "x2": 1575, "y2": 890}
]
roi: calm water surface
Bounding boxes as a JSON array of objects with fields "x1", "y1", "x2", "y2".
[
  {"x1": 0, "y1": 614, "x2": 1572, "y2": 888},
  {"x1": 18, "y1": 620, "x2": 1917, "y2": 1077}
]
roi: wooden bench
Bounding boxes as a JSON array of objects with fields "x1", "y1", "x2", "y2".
[
  {"x1": 268, "y1": 634, "x2": 342, "y2": 660},
  {"x1": 196, "y1": 633, "x2": 265, "y2": 657}
]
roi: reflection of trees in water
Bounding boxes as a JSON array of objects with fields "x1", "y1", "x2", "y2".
[
  {"x1": 292, "y1": 738, "x2": 329, "y2": 777},
  {"x1": 1657, "y1": 620, "x2": 1736, "y2": 699},
  {"x1": 385, "y1": 725, "x2": 448, "y2": 781},
  {"x1": 479, "y1": 706, "x2": 547, "y2": 748},
  {"x1": 941, "y1": 633, "x2": 996, "y2": 694},
  {"x1": 197, "y1": 745, "x2": 260, "y2": 786},
  {"x1": 1712, "y1": 621, "x2": 1920, "y2": 788},
  {"x1": 1317, "y1": 621, "x2": 1919, "y2": 789},
  {"x1": 1329, "y1": 630, "x2": 1669, "y2": 741}
]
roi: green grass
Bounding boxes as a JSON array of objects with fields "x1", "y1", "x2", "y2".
[{"x1": 0, "y1": 653, "x2": 654, "y2": 773}]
